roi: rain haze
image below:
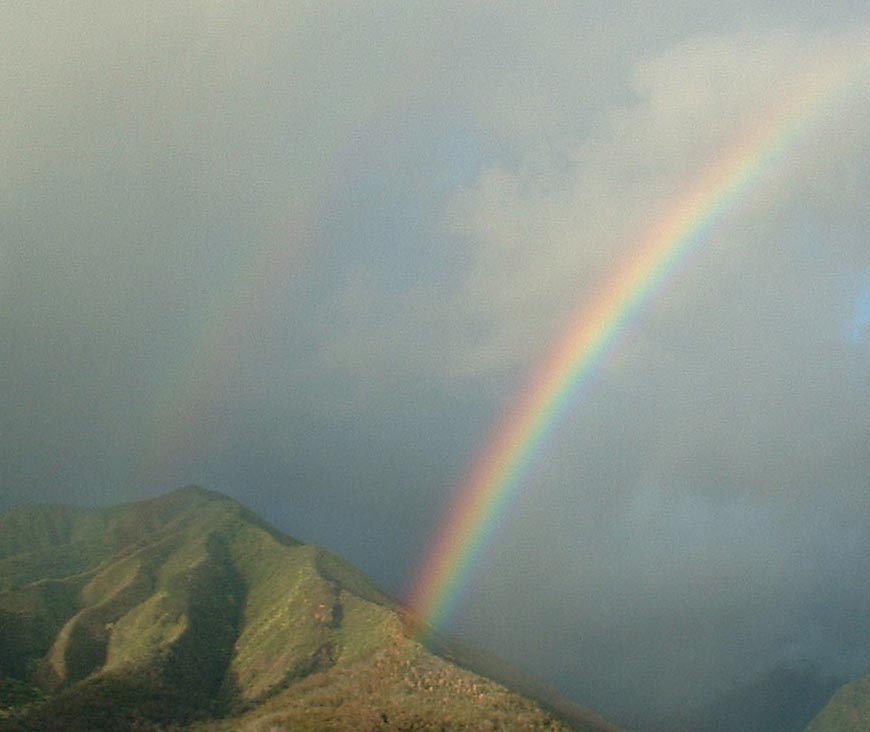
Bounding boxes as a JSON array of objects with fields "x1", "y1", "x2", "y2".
[{"x1": 3, "y1": 2, "x2": 870, "y2": 728}]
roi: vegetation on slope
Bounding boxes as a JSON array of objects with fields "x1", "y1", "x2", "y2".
[
  {"x1": 197, "y1": 641, "x2": 577, "y2": 732},
  {"x1": 0, "y1": 678, "x2": 44, "y2": 720},
  {"x1": 0, "y1": 487, "x2": 618, "y2": 732},
  {"x1": 805, "y1": 675, "x2": 870, "y2": 732}
]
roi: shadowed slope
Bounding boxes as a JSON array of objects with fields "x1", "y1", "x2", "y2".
[{"x1": 0, "y1": 487, "x2": 619, "y2": 732}]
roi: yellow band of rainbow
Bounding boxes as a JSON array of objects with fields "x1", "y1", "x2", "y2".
[{"x1": 407, "y1": 46, "x2": 869, "y2": 635}]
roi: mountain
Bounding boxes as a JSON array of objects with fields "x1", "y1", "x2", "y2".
[
  {"x1": 805, "y1": 675, "x2": 870, "y2": 732},
  {"x1": 0, "y1": 486, "x2": 619, "y2": 732}
]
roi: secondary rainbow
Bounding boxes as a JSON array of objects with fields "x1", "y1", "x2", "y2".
[{"x1": 407, "y1": 51, "x2": 868, "y2": 633}]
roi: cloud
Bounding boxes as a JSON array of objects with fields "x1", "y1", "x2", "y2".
[
  {"x1": 377, "y1": 27, "x2": 870, "y2": 720},
  {"x1": 320, "y1": 28, "x2": 870, "y2": 382},
  {"x1": 2, "y1": 4, "x2": 870, "y2": 727}
]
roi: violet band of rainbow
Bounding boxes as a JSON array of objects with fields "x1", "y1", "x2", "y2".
[{"x1": 407, "y1": 46, "x2": 870, "y2": 636}]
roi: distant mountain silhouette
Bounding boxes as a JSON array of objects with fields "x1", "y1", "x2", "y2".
[
  {"x1": 0, "y1": 486, "x2": 619, "y2": 732},
  {"x1": 805, "y1": 675, "x2": 870, "y2": 732},
  {"x1": 643, "y1": 662, "x2": 843, "y2": 732}
]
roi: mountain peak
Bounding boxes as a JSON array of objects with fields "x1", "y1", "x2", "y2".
[
  {"x1": 145, "y1": 484, "x2": 237, "y2": 512},
  {"x1": 0, "y1": 488, "x2": 619, "y2": 732},
  {"x1": 161, "y1": 483, "x2": 224, "y2": 500}
]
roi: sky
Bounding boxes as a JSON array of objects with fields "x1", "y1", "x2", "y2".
[{"x1": 2, "y1": 2, "x2": 870, "y2": 727}]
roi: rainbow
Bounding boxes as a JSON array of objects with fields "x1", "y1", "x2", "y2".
[
  {"x1": 407, "y1": 49, "x2": 868, "y2": 633},
  {"x1": 143, "y1": 216, "x2": 314, "y2": 478},
  {"x1": 142, "y1": 120, "x2": 378, "y2": 483}
]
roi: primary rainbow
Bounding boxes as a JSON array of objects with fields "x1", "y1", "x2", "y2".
[{"x1": 407, "y1": 51, "x2": 868, "y2": 633}]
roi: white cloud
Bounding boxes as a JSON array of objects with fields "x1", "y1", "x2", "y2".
[{"x1": 321, "y1": 27, "x2": 870, "y2": 386}]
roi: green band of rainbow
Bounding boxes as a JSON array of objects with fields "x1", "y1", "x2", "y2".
[{"x1": 407, "y1": 50, "x2": 868, "y2": 634}]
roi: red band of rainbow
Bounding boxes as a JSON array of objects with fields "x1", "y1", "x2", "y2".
[{"x1": 407, "y1": 46, "x2": 869, "y2": 635}]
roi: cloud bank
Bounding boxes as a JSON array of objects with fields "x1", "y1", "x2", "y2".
[{"x1": 3, "y1": 3, "x2": 869, "y2": 725}]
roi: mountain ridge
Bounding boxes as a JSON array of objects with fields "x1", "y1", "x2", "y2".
[
  {"x1": 805, "y1": 675, "x2": 870, "y2": 732},
  {"x1": 0, "y1": 486, "x2": 619, "y2": 732}
]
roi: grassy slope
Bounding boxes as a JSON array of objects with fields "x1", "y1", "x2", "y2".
[
  {"x1": 0, "y1": 506, "x2": 113, "y2": 592},
  {"x1": 197, "y1": 641, "x2": 577, "y2": 732},
  {"x1": 0, "y1": 487, "x2": 619, "y2": 732},
  {"x1": 805, "y1": 676, "x2": 870, "y2": 732}
]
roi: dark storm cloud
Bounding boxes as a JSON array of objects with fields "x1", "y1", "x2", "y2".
[{"x1": 2, "y1": 3, "x2": 870, "y2": 728}]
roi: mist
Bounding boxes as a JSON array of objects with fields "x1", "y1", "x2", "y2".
[{"x1": 3, "y1": 3, "x2": 869, "y2": 727}]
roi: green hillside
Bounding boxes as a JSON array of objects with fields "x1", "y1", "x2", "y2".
[
  {"x1": 0, "y1": 487, "x2": 619, "y2": 732},
  {"x1": 805, "y1": 676, "x2": 870, "y2": 732}
]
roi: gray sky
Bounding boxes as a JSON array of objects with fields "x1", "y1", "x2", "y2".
[{"x1": 3, "y1": 2, "x2": 870, "y2": 726}]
